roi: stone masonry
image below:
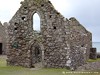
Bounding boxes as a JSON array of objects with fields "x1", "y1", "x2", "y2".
[
  {"x1": 7, "y1": 0, "x2": 92, "y2": 70},
  {"x1": 77, "y1": 61, "x2": 100, "y2": 71},
  {"x1": 0, "y1": 22, "x2": 7, "y2": 54},
  {"x1": 90, "y1": 48, "x2": 97, "y2": 59}
]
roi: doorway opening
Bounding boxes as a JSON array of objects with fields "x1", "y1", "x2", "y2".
[
  {"x1": 30, "y1": 42, "x2": 44, "y2": 68},
  {"x1": 0, "y1": 43, "x2": 2, "y2": 54}
]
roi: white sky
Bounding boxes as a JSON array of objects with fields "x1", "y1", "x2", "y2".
[
  {"x1": 0, "y1": 0, "x2": 72, "y2": 23},
  {"x1": 0, "y1": 0, "x2": 100, "y2": 43},
  {"x1": 0, "y1": 0, "x2": 24, "y2": 23}
]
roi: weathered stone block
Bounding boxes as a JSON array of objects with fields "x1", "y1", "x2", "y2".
[
  {"x1": 89, "y1": 48, "x2": 97, "y2": 59},
  {"x1": 97, "y1": 52, "x2": 100, "y2": 58}
]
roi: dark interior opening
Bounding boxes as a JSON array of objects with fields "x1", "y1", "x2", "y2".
[
  {"x1": 35, "y1": 47, "x2": 40, "y2": 57},
  {"x1": 48, "y1": 1, "x2": 51, "y2": 4},
  {"x1": 81, "y1": 44, "x2": 84, "y2": 47},
  {"x1": 49, "y1": 15, "x2": 52, "y2": 18},
  {"x1": 14, "y1": 27, "x2": 18, "y2": 30},
  {"x1": 41, "y1": 4, "x2": 44, "y2": 7},
  {"x1": 22, "y1": 16, "x2": 26, "y2": 20},
  {"x1": 24, "y1": 7, "x2": 27, "y2": 9},
  {"x1": 0, "y1": 43, "x2": 2, "y2": 54},
  {"x1": 15, "y1": 22, "x2": 18, "y2": 25},
  {"x1": 53, "y1": 26, "x2": 56, "y2": 29}
]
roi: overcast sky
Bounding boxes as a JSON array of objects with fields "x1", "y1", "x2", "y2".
[{"x1": 0, "y1": 0, "x2": 100, "y2": 42}]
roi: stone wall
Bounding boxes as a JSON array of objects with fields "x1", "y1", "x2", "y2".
[
  {"x1": 0, "y1": 22, "x2": 7, "y2": 54},
  {"x1": 7, "y1": 0, "x2": 92, "y2": 70},
  {"x1": 77, "y1": 62, "x2": 100, "y2": 71},
  {"x1": 67, "y1": 18, "x2": 92, "y2": 69},
  {"x1": 90, "y1": 48, "x2": 97, "y2": 59},
  {"x1": 97, "y1": 52, "x2": 100, "y2": 58}
]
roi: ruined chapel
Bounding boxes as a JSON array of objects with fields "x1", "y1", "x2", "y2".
[{"x1": 6, "y1": 0, "x2": 92, "y2": 70}]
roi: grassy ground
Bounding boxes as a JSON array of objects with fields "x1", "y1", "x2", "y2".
[
  {"x1": 0, "y1": 55, "x2": 100, "y2": 75},
  {"x1": 87, "y1": 58, "x2": 100, "y2": 62}
]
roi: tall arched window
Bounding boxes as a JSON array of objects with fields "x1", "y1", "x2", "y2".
[{"x1": 33, "y1": 13, "x2": 40, "y2": 32}]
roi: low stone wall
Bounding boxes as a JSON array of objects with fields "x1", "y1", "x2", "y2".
[
  {"x1": 77, "y1": 62, "x2": 100, "y2": 71},
  {"x1": 89, "y1": 48, "x2": 97, "y2": 59},
  {"x1": 97, "y1": 52, "x2": 100, "y2": 58}
]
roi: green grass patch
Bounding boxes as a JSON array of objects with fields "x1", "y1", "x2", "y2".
[
  {"x1": 87, "y1": 58, "x2": 100, "y2": 63},
  {"x1": 0, "y1": 56, "x2": 100, "y2": 75}
]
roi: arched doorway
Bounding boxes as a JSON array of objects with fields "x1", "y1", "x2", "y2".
[{"x1": 30, "y1": 41, "x2": 43, "y2": 68}]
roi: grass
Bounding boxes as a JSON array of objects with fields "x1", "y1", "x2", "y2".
[
  {"x1": 0, "y1": 55, "x2": 100, "y2": 75},
  {"x1": 87, "y1": 58, "x2": 100, "y2": 62}
]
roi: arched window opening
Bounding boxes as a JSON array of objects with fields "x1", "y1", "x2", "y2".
[{"x1": 33, "y1": 13, "x2": 40, "y2": 32}]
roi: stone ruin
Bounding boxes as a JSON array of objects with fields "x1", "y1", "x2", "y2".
[
  {"x1": 0, "y1": 22, "x2": 8, "y2": 55},
  {"x1": 6, "y1": 0, "x2": 93, "y2": 70},
  {"x1": 89, "y1": 48, "x2": 97, "y2": 59}
]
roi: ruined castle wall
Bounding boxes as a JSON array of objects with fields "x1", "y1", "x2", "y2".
[
  {"x1": 7, "y1": 0, "x2": 92, "y2": 70},
  {"x1": 7, "y1": 0, "x2": 70, "y2": 68},
  {"x1": 68, "y1": 18, "x2": 92, "y2": 69}
]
